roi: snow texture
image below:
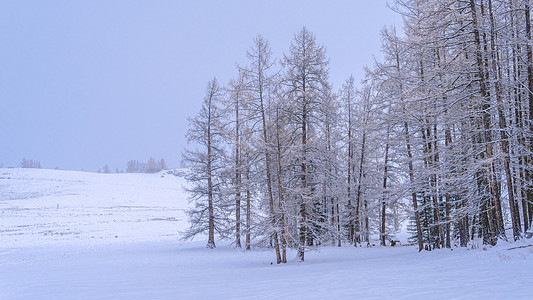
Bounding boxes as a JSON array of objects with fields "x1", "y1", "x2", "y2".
[{"x1": 1, "y1": 168, "x2": 532, "y2": 299}]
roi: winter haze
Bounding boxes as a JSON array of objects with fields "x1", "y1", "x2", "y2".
[
  {"x1": 2, "y1": 0, "x2": 533, "y2": 299},
  {"x1": 0, "y1": 0, "x2": 400, "y2": 171}
]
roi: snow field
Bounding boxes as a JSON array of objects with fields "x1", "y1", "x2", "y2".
[
  {"x1": 0, "y1": 168, "x2": 188, "y2": 248},
  {"x1": 1, "y1": 168, "x2": 532, "y2": 299},
  {"x1": 2, "y1": 241, "x2": 532, "y2": 299}
]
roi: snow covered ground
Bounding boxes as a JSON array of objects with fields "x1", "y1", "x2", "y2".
[
  {"x1": 1, "y1": 168, "x2": 532, "y2": 299},
  {"x1": 0, "y1": 168, "x2": 187, "y2": 248}
]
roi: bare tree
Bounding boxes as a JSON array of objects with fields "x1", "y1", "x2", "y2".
[
  {"x1": 282, "y1": 27, "x2": 331, "y2": 261},
  {"x1": 182, "y1": 78, "x2": 227, "y2": 248}
]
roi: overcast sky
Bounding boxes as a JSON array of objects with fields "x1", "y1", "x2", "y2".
[{"x1": 0, "y1": 0, "x2": 402, "y2": 171}]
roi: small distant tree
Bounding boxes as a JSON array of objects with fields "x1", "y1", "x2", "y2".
[
  {"x1": 146, "y1": 157, "x2": 158, "y2": 173},
  {"x1": 179, "y1": 157, "x2": 187, "y2": 168},
  {"x1": 20, "y1": 158, "x2": 41, "y2": 169}
]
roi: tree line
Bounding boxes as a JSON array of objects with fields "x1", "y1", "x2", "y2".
[
  {"x1": 20, "y1": 158, "x2": 41, "y2": 169},
  {"x1": 183, "y1": 0, "x2": 533, "y2": 263},
  {"x1": 126, "y1": 157, "x2": 167, "y2": 173}
]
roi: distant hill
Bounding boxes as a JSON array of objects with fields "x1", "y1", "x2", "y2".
[{"x1": 0, "y1": 168, "x2": 190, "y2": 247}]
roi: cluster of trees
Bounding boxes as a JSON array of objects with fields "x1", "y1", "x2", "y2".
[
  {"x1": 184, "y1": 0, "x2": 533, "y2": 263},
  {"x1": 20, "y1": 158, "x2": 41, "y2": 169},
  {"x1": 126, "y1": 157, "x2": 167, "y2": 173},
  {"x1": 96, "y1": 157, "x2": 167, "y2": 174},
  {"x1": 387, "y1": 0, "x2": 533, "y2": 248}
]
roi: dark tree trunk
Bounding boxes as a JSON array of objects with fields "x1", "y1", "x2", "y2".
[
  {"x1": 488, "y1": 0, "x2": 521, "y2": 240},
  {"x1": 525, "y1": 0, "x2": 533, "y2": 230},
  {"x1": 235, "y1": 92, "x2": 242, "y2": 248},
  {"x1": 207, "y1": 87, "x2": 216, "y2": 249},
  {"x1": 245, "y1": 166, "x2": 251, "y2": 250},
  {"x1": 470, "y1": 0, "x2": 501, "y2": 244},
  {"x1": 405, "y1": 121, "x2": 423, "y2": 252},
  {"x1": 355, "y1": 131, "x2": 367, "y2": 246},
  {"x1": 380, "y1": 138, "x2": 389, "y2": 247}
]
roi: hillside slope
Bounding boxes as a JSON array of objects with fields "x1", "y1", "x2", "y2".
[{"x1": 0, "y1": 168, "x2": 188, "y2": 247}]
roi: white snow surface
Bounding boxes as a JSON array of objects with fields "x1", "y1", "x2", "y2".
[{"x1": 1, "y1": 168, "x2": 532, "y2": 299}]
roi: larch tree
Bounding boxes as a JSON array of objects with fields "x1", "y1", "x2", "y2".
[
  {"x1": 182, "y1": 78, "x2": 227, "y2": 249},
  {"x1": 240, "y1": 35, "x2": 283, "y2": 263},
  {"x1": 340, "y1": 76, "x2": 358, "y2": 245},
  {"x1": 226, "y1": 71, "x2": 248, "y2": 248},
  {"x1": 182, "y1": 0, "x2": 533, "y2": 259},
  {"x1": 282, "y1": 27, "x2": 332, "y2": 261}
]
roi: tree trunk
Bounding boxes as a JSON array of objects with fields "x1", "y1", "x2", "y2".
[
  {"x1": 488, "y1": 0, "x2": 521, "y2": 240},
  {"x1": 347, "y1": 96, "x2": 355, "y2": 244},
  {"x1": 431, "y1": 123, "x2": 445, "y2": 247},
  {"x1": 380, "y1": 137, "x2": 390, "y2": 247},
  {"x1": 260, "y1": 91, "x2": 281, "y2": 264},
  {"x1": 470, "y1": 0, "x2": 501, "y2": 244},
  {"x1": 235, "y1": 92, "x2": 242, "y2": 248},
  {"x1": 207, "y1": 87, "x2": 216, "y2": 249},
  {"x1": 525, "y1": 0, "x2": 533, "y2": 230},
  {"x1": 354, "y1": 129, "x2": 367, "y2": 246},
  {"x1": 298, "y1": 105, "x2": 308, "y2": 261},
  {"x1": 245, "y1": 166, "x2": 251, "y2": 250},
  {"x1": 275, "y1": 106, "x2": 287, "y2": 263},
  {"x1": 404, "y1": 122, "x2": 423, "y2": 251},
  {"x1": 445, "y1": 125, "x2": 452, "y2": 248}
]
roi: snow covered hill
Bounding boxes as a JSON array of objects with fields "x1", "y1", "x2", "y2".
[
  {"x1": 1, "y1": 168, "x2": 532, "y2": 299},
  {"x1": 0, "y1": 168, "x2": 189, "y2": 247}
]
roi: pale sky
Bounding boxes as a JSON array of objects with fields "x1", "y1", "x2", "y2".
[{"x1": 0, "y1": 0, "x2": 402, "y2": 171}]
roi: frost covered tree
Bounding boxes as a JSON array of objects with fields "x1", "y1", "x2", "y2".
[
  {"x1": 387, "y1": 0, "x2": 533, "y2": 247},
  {"x1": 340, "y1": 76, "x2": 357, "y2": 245},
  {"x1": 239, "y1": 35, "x2": 285, "y2": 262},
  {"x1": 183, "y1": 3, "x2": 533, "y2": 258},
  {"x1": 223, "y1": 70, "x2": 257, "y2": 249},
  {"x1": 182, "y1": 78, "x2": 227, "y2": 248},
  {"x1": 281, "y1": 27, "x2": 332, "y2": 261}
]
